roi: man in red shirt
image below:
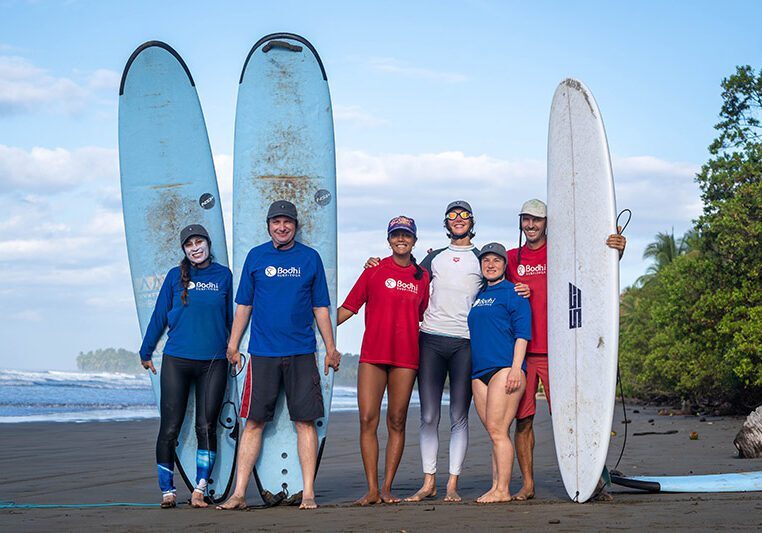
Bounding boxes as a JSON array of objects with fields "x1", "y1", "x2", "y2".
[{"x1": 507, "y1": 199, "x2": 626, "y2": 501}]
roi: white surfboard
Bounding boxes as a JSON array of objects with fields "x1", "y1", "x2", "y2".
[{"x1": 547, "y1": 78, "x2": 619, "y2": 503}]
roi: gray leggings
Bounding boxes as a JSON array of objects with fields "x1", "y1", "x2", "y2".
[{"x1": 417, "y1": 332, "x2": 472, "y2": 476}]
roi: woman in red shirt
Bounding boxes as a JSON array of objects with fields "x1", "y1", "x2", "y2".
[{"x1": 339, "y1": 216, "x2": 430, "y2": 506}]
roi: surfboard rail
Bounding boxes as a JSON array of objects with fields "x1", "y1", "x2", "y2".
[{"x1": 611, "y1": 471, "x2": 762, "y2": 493}]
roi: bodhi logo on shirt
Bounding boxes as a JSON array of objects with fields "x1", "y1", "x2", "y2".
[
  {"x1": 265, "y1": 265, "x2": 302, "y2": 278},
  {"x1": 472, "y1": 297, "x2": 496, "y2": 307},
  {"x1": 186, "y1": 281, "x2": 220, "y2": 291},
  {"x1": 385, "y1": 278, "x2": 419, "y2": 294},
  {"x1": 516, "y1": 263, "x2": 546, "y2": 277}
]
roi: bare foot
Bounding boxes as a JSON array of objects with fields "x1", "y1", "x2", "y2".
[
  {"x1": 215, "y1": 495, "x2": 247, "y2": 510},
  {"x1": 513, "y1": 485, "x2": 535, "y2": 501},
  {"x1": 161, "y1": 493, "x2": 176, "y2": 509},
  {"x1": 444, "y1": 477, "x2": 461, "y2": 502},
  {"x1": 380, "y1": 489, "x2": 401, "y2": 504},
  {"x1": 476, "y1": 489, "x2": 512, "y2": 504},
  {"x1": 299, "y1": 497, "x2": 318, "y2": 509},
  {"x1": 191, "y1": 490, "x2": 208, "y2": 508},
  {"x1": 404, "y1": 485, "x2": 437, "y2": 502},
  {"x1": 354, "y1": 491, "x2": 382, "y2": 506},
  {"x1": 444, "y1": 489, "x2": 462, "y2": 502}
]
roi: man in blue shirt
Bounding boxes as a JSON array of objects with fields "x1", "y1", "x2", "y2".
[{"x1": 218, "y1": 200, "x2": 341, "y2": 511}]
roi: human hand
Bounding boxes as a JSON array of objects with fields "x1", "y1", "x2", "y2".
[
  {"x1": 142, "y1": 360, "x2": 157, "y2": 375},
  {"x1": 226, "y1": 346, "x2": 242, "y2": 372},
  {"x1": 325, "y1": 348, "x2": 341, "y2": 375},
  {"x1": 505, "y1": 368, "x2": 523, "y2": 393},
  {"x1": 363, "y1": 257, "x2": 381, "y2": 269},
  {"x1": 606, "y1": 226, "x2": 626, "y2": 253},
  {"x1": 514, "y1": 282, "x2": 531, "y2": 299}
]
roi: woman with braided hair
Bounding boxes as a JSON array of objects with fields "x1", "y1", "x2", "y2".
[
  {"x1": 338, "y1": 215, "x2": 430, "y2": 505},
  {"x1": 139, "y1": 224, "x2": 233, "y2": 508}
]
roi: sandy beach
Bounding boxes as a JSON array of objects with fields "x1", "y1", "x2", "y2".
[{"x1": 2, "y1": 400, "x2": 761, "y2": 531}]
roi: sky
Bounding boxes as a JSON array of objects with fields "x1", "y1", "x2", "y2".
[{"x1": 1, "y1": 0, "x2": 759, "y2": 371}]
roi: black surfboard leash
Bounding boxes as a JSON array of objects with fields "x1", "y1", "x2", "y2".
[{"x1": 612, "y1": 207, "x2": 632, "y2": 474}]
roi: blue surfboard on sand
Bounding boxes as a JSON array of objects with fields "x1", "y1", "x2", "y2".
[
  {"x1": 611, "y1": 471, "x2": 762, "y2": 493},
  {"x1": 119, "y1": 41, "x2": 237, "y2": 503},
  {"x1": 233, "y1": 33, "x2": 337, "y2": 505}
]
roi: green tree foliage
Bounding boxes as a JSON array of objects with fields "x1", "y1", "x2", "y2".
[
  {"x1": 619, "y1": 66, "x2": 762, "y2": 411},
  {"x1": 76, "y1": 348, "x2": 143, "y2": 374},
  {"x1": 636, "y1": 228, "x2": 697, "y2": 286}
]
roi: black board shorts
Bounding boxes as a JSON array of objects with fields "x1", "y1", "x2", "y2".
[{"x1": 248, "y1": 353, "x2": 324, "y2": 423}]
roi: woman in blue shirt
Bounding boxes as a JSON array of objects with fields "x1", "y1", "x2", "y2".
[
  {"x1": 140, "y1": 224, "x2": 233, "y2": 508},
  {"x1": 466, "y1": 242, "x2": 531, "y2": 504}
]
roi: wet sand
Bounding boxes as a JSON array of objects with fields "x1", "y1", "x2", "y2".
[{"x1": 2, "y1": 401, "x2": 761, "y2": 531}]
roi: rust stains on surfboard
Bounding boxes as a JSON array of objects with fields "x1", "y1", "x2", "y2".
[
  {"x1": 147, "y1": 189, "x2": 196, "y2": 267},
  {"x1": 254, "y1": 174, "x2": 319, "y2": 238},
  {"x1": 261, "y1": 125, "x2": 309, "y2": 169},
  {"x1": 149, "y1": 182, "x2": 190, "y2": 190},
  {"x1": 562, "y1": 78, "x2": 596, "y2": 117},
  {"x1": 267, "y1": 55, "x2": 304, "y2": 106}
]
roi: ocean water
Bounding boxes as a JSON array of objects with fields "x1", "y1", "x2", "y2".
[{"x1": 0, "y1": 369, "x2": 427, "y2": 423}]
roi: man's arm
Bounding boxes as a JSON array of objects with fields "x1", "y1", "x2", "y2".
[
  {"x1": 314, "y1": 306, "x2": 341, "y2": 375},
  {"x1": 226, "y1": 304, "x2": 252, "y2": 371}
]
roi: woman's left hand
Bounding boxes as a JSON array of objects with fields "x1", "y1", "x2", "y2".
[
  {"x1": 142, "y1": 359, "x2": 157, "y2": 375},
  {"x1": 505, "y1": 367, "x2": 523, "y2": 394}
]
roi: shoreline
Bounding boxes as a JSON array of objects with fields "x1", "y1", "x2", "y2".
[{"x1": 3, "y1": 402, "x2": 762, "y2": 530}]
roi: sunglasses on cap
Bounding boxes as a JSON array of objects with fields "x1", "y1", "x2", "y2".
[{"x1": 445, "y1": 211, "x2": 473, "y2": 220}]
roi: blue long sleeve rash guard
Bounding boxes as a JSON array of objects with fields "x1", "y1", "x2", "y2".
[
  {"x1": 139, "y1": 262, "x2": 233, "y2": 361},
  {"x1": 467, "y1": 279, "x2": 532, "y2": 379}
]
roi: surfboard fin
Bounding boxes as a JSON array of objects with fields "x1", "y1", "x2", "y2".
[
  {"x1": 261, "y1": 490, "x2": 286, "y2": 507},
  {"x1": 283, "y1": 491, "x2": 303, "y2": 506}
]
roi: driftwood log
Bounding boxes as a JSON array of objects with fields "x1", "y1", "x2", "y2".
[{"x1": 734, "y1": 405, "x2": 762, "y2": 458}]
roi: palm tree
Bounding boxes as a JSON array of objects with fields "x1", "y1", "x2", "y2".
[{"x1": 636, "y1": 228, "x2": 700, "y2": 286}]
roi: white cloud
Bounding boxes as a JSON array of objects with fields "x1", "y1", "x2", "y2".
[
  {"x1": 334, "y1": 105, "x2": 389, "y2": 128},
  {"x1": 87, "y1": 69, "x2": 120, "y2": 91},
  {"x1": 612, "y1": 155, "x2": 702, "y2": 232},
  {"x1": 338, "y1": 149, "x2": 544, "y2": 188},
  {"x1": 368, "y1": 57, "x2": 467, "y2": 83},
  {"x1": 0, "y1": 56, "x2": 117, "y2": 116},
  {"x1": 0, "y1": 144, "x2": 117, "y2": 193}
]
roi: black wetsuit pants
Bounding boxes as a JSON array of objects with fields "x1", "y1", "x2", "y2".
[{"x1": 156, "y1": 354, "x2": 227, "y2": 477}]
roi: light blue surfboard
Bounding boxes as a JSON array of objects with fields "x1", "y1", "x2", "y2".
[
  {"x1": 119, "y1": 41, "x2": 237, "y2": 503},
  {"x1": 611, "y1": 471, "x2": 762, "y2": 493},
  {"x1": 233, "y1": 33, "x2": 337, "y2": 505}
]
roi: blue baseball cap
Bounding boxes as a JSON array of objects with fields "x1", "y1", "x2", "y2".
[{"x1": 387, "y1": 215, "x2": 417, "y2": 237}]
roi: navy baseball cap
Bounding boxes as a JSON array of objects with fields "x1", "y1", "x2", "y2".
[{"x1": 387, "y1": 215, "x2": 417, "y2": 237}]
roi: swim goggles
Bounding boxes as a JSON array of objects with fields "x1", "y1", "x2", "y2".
[{"x1": 445, "y1": 211, "x2": 473, "y2": 220}]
